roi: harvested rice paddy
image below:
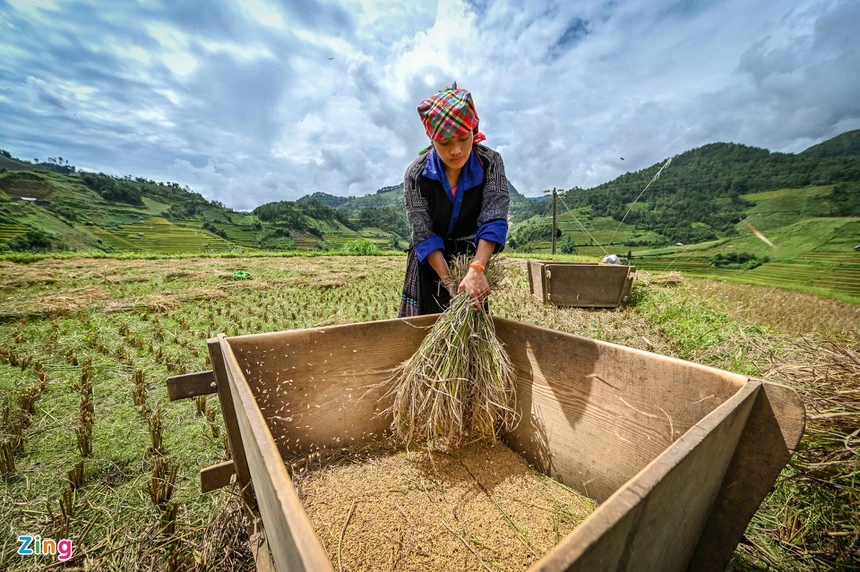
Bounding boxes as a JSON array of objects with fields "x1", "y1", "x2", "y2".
[{"x1": 0, "y1": 254, "x2": 856, "y2": 570}]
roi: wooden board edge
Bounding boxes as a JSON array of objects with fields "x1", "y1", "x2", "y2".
[
  {"x1": 208, "y1": 337, "x2": 256, "y2": 510},
  {"x1": 200, "y1": 460, "x2": 235, "y2": 493},
  {"x1": 223, "y1": 314, "x2": 439, "y2": 346},
  {"x1": 688, "y1": 379, "x2": 806, "y2": 571},
  {"x1": 492, "y1": 316, "x2": 750, "y2": 389},
  {"x1": 166, "y1": 370, "x2": 216, "y2": 400},
  {"x1": 531, "y1": 381, "x2": 761, "y2": 571},
  {"x1": 249, "y1": 522, "x2": 277, "y2": 572},
  {"x1": 219, "y1": 336, "x2": 334, "y2": 572}
]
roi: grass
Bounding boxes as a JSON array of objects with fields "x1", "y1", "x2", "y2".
[
  {"x1": 732, "y1": 333, "x2": 859, "y2": 570},
  {"x1": 741, "y1": 186, "x2": 837, "y2": 231},
  {"x1": 0, "y1": 254, "x2": 856, "y2": 569},
  {"x1": 685, "y1": 279, "x2": 859, "y2": 337}
]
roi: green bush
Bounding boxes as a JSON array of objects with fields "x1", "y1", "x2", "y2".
[
  {"x1": 711, "y1": 252, "x2": 770, "y2": 270},
  {"x1": 387, "y1": 233, "x2": 403, "y2": 251},
  {"x1": 508, "y1": 217, "x2": 559, "y2": 249},
  {"x1": 7, "y1": 229, "x2": 53, "y2": 251},
  {"x1": 828, "y1": 182, "x2": 860, "y2": 216},
  {"x1": 202, "y1": 221, "x2": 227, "y2": 239},
  {"x1": 558, "y1": 235, "x2": 577, "y2": 254},
  {"x1": 341, "y1": 239, "x2": 379, "y2": 255}
]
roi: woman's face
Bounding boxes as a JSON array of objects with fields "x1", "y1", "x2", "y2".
[{"x1": 432, "y1": 131, "x2": 473, "y2": 170}]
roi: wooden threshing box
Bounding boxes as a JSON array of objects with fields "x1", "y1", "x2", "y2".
[
  {"x1": 528, "y1": 260, "x2": 636, "y2": 307},
  {"x1": 168, "y1": 315, "x2": 804, "y2": 571}
]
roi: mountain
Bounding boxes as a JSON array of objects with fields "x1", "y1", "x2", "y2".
[
  {"x1": 296, "y1": 192, "x2": 350, "y2": 209},
  {"x1": 0, "y1": 154, "x2": 383, "y2": 253},
  {"x1": 548, "y1": 135, "x2": 860, "y2": 244},
  {"x1": 800, "y1": 129, "x2": 860, "y2": 159},
  {"x1": 1, "y1": 130, "x2": 858, "y2": 256},
  {"x1": 290, "y1": 178, "x2": 533, "y2": 216}
]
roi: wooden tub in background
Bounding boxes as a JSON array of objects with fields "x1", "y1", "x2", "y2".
[
  {"x1": 527, "y1": 260, "x2": 636, "y2": 308},
  {"x1": 167, "y1": 315, "x2": 804, "y2": 571}
]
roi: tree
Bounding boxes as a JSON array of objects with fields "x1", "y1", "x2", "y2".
[
  {"x1": 8, "y1": 229, "x2": 53, "y2": 251},
  {"x1": 388, "y1": 233, "x2": 401, "y2": 251},
  {"x1": 558, "y1": 235, "x2": 576, "y2": 254}
]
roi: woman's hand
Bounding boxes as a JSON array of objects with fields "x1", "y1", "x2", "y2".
[
  {"x1": 458, "y1": 267, "x2": 490, "y2": 307},
  {"x1": 442, "y1": 275, "x2": 457, "y2": 298},
  {"x1": 427, "y1": 250, "x2": 456, "y2": 297}
]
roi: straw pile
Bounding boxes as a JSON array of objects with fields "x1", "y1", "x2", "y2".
[
  {"x1": 382, "y1": 256, "x2": 519, "y2": 448},
  {"x1": 289, "y1": 441, "x2": 597, "y2": 571}
]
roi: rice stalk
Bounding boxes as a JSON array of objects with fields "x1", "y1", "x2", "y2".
[
  {"x1": 0, "y1": 438, "x2": 15, "y2": 473},
  {"x1": 382, "y1": 255, "x2": 519, "y2": 448},
  {"x1": 68, "y1": 460, "x2": 85, "y2": 489}
]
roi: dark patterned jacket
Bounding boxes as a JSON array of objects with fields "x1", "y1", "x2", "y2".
[{"x1": 404, "y1": 144, "x2": 509, "y2": 263}]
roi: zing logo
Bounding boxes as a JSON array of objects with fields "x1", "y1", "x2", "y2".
[{"x1": 17, "y1": 535, "x2": 73, "y2": 562}]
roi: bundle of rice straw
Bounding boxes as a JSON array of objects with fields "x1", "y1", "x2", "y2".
[{"x1": 382, "y1": 255, "x2": 519, "y2": 448}]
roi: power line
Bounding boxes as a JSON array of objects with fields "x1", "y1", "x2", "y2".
[
  {"x1": 556, "y1": 193, "x2": 610, "y2": 256},
  {"x1": 608, "y1": 156, "x2": 673, "y2": 245}
]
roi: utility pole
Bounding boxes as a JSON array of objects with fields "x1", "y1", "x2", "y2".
[{"x1": 551, "y1": 187, "x2": 557, "y2": 254}]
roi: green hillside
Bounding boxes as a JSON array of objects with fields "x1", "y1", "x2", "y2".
[
  {"x1": 0, "y1": 155, "x2": 401, "y2": 255},
  {"x1": 304, "y1": 179, "x2": 535, "y2": 216},
  {"x1": 629, "y1": 186, "x2": 859, "y2": 301},
  {"x1": 800, "y1": 129, "x2": 860, "y2": 159},
  {"x1": 548, "y1": 132, "x2": 860, "y2": 245},
  {"x1": 0, "y1": 168, "x2": 242, "y2": 254}
]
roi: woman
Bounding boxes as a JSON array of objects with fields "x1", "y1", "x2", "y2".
[{"x1": 398, "y1": 83, "x2": 510, "y2": 317}]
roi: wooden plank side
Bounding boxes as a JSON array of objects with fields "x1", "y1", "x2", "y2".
[
  {"x1": 527, "y1": 260, "x2": 547, "y2": 302},
  {"x1": 225, "y1": 315, "x2": 438, "y2": 457},
  {"x1": 166, "y1": 370, "x2": 216, "y2": 400},
  {"x1": 496, "y1": 318, "x2": 746, "y2": 502},
  {"x1": 544, "y1": 263, "x2": 633, "y2": 308},
  {"x1": 220, "y1": 336, "x2": 334, "y2": 572},
  {"x1": 688, "y1": 380, "x2": 806, "y2": 571},
  {"x1": 619, "y1": 266, "x2": 635, "y2": 304},
  {"x1": 208, "y1": 338, "x2": 254, "y2": 509},
  {"x1": 531, "y1": 381, "x2": 760, "y2": 572},
  {"x1": 200, "y1": 460, "x2": 235, "y2": 493},
  {"x1": 527, "y1": 259, "x2": 536, "y2": 300},
  {"x1": 249, "y1": 525, "x2": 277, "y2": 572}
]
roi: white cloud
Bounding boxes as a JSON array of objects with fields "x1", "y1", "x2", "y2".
[
  {"x1": 234, "y1": 0, "x2": 287, "y2": 30},
  {"x1": 0, "y1": 0, "x2": 858, "y2": 210}
]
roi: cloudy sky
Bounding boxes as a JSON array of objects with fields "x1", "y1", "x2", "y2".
[{"x1": 1, "y1": 0, "x2": 858, "y2": 210}]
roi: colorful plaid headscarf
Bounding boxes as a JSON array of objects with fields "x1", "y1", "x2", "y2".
[{"x1": 417, "y1": 82, "x2": 486, "y2": 143}]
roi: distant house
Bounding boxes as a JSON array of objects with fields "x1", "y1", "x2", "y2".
[{"x1": 12, "y1": 196, "x2": 49, "y2": 206}]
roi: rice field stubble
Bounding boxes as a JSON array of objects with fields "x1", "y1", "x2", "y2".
[{"x1": 0, "y1": 255, "x2": 856, "y2": 570}]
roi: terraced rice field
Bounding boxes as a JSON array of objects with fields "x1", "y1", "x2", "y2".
[
  {"x1": 633, "y1": 255, "x2": 860, "y2": 300},
  {"x1": 745, "y1": 262, "x2": 860, "y2": 295},
  {"x1": 218, "y1": 226, "x2": 259, "y2": 248},
  {"x1": 89, "y1": 217, "x2": 234, "y2": 253},
  {"x1": 0, "y1": 223, "x2": 28, "y2": 242}
]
